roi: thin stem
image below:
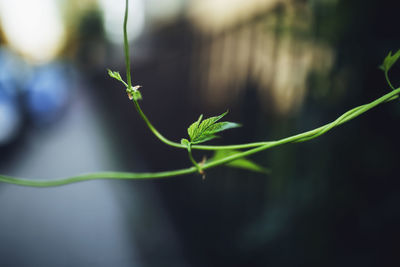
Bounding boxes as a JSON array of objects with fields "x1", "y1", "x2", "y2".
[
  {"x1": 1, "y1": 87, "x2": 398, "y2": 187},
  {"x1": 124, "y1": 0, "x2": 132, "y2": 89},
  {"x1": 120, "y1": 79, "x2": 129, "y2": 88},
  {"x1": 194, "y1": 142, "x2": 274, "y2": 150},
  {"x1": 0, "y1": 167, "x2": 197, "y2": 187},
  {"x1": 187, "y1": 143, "x2": 202, "y2": 172},
  {"x1": 132, "y1": 100, "x2": 183, "y2": 148}
]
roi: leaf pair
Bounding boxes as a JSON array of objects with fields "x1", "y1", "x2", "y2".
[{"x1": 182, "y1": 111, "x2": 241, "y2": 145}]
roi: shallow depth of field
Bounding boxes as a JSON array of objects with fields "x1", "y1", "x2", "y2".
[{"x1": 0, "y1": 0, "x2": 400, "y2": 266}]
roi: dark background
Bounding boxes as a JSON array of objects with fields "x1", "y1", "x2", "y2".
[{"x1": 0, "y1": 0, "x2": 400, "y2": 266}]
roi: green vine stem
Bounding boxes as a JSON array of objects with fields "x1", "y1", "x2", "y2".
[
  {"x1": 186, "y1": 143, "x2": 203, "y2": 174},
  {"x1": 124, "y1": 0, "x2": 132, "y2": 89},
  {"x1": 0, "y1": 168, "x2": 197, "y2": 187},
  {"x1": 1, "y1": 87, "x2": 399, "y2": 187},
  {"x1": 0, "y1": 0, "x2": 399, "y2": 187}
]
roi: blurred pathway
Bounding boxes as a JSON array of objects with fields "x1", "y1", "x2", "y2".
[{"x1": 0, "y1": 84, "x2": 188, "y2": 267}]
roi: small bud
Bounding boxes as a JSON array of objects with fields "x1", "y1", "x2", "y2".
[
  {"x1": 200, "y1": 156, "x2": 207, "y2": 165},
  {"x1": 181, "y1": 138, "x2": 190, "y2": 146},
  {"x1": 200, "y1": 170, "x2": 206, "y2": 180},
  {"x1": 127, "y1": 92, "x2": 133, "y2": 100}
]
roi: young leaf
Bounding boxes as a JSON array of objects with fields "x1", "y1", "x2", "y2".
[
  {"x1": 187, "y1": 114, "x2": 203, "y2": 141},
  {"x1": 210, "y1": 149, "x2": 270, "y2": 174},
  {"x1": 187, "y1": 111, "x2": 241, "y2": 144},
  {"x1": 190, "y1": 133, "x2": 218, "y2": 144},
  {"x1": 107, "y1": 69, "x2": 129, "y2": 89},
  {"x1": 107, "y1": 69, "x2": 123, "y2": 82},
  {"x1": 379, "y1": 49, "x2": 400, "y2": 73}
]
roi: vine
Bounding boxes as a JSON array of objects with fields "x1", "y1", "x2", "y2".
[{"x1": 0, "y1": 0, "x2": 399, "y2": 187}]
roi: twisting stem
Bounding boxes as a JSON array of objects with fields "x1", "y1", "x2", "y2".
[
  {"x1": 0, "y1": 0, "x2": 398, "y2": 187},
  {"x1": 1, "y1": 87, "x2": 399, "y2": 187},
  {"x1": 186, "y1": 143, "x2": 202, "y2": 173},
  {"x1": 202, "y1": 88, "x2": 400, "y2": 170}
]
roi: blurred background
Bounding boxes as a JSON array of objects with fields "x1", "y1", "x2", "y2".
[{"x1": 1, "y1": 0, "x2": 400, "y2": 266}]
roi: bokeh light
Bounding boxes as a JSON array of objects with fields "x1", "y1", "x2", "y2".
[
  {"x1": 0, "y1": 48, "x2": 24, "y2": 144},
  {"x1": 99, "y1": 0, "x2": 145, "y2": 44},
  {"x1": 24, "y1": 63, "x2": 70, "y2": 125},
  {"x1": 0, "y1": 0, "x2": 66, "y2": 63}
]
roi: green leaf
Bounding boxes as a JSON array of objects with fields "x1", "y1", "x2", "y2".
[
  {"x1": 379, "y1": 49, "x2": 400, "y2": 72},
  {"x1": 190, "y1": 134, "x2": 218, "y2": 144},
  {"x1": 186, "y1": 111, "x2": 241, "y2": 144},
  {"x1": 107, "y1": 69, "x2": 123, "y2": 82},
  {"x1": 211, "y1": 149, "x2": 270, "y2": 174},
  {"x1": 205, "y1": 121, "x2": 240, "y2": 135},
  {"x1": 107, "y1": 69, "x2": 130, "y2": 89}
]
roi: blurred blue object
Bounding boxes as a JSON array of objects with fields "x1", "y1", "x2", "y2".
[
  {"x1": 0, "y1": 48, "x2": 23, "y2": 145},
  {"x1": 0, "y1": 47, "x2": 71, "y2": 144},
  {"x1": 0, "y1": 86, "x2": 21, "y2": 145},
  {"x1": 25, "y1": 63, "x2": 70, "y2": 125}
]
